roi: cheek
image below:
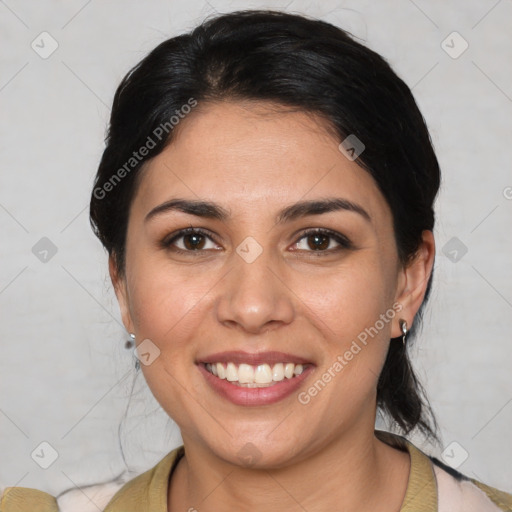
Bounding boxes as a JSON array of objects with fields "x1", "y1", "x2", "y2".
[
  {"x1": 129, "y1": 267, "x2": 207, "y2": 345},
  {"x1": 127, "y1": 261, "x2": 213, "y2": 421},
  {"x1": 295, "y1": 258, "x2": 394, "y2": 343},
  {"x1": 124, "y1": 243, "x2": 206, "y2": 345},
  {"x1": 295, "y1": 259, "x2": 394, "y2": 403}
]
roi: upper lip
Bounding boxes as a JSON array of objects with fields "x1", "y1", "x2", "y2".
[{"x1": 196, "y1": 350, "x2": 313, "y2": 366}]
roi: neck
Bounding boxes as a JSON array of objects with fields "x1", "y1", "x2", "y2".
[{"x1": 168, "y1": 426, "x2": 410, "y2": 512}]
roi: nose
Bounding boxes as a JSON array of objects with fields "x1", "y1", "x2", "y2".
[{"x1": 215, "y1": 246, "x2": 295, "y2": 335}]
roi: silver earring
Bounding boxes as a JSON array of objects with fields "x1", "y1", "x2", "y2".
[
  {"x1": 399, "y1": 319, "x2": 407, "y2": 346},
  {"x1": 129, "y1": 333, "x2": 141, "y2": 371}
]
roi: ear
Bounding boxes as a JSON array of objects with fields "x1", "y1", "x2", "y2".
[
  {"x1": 391, "y1": 230, "x2": 435, "y2": 338},
  {"x1": 109, "y1": 255, "x2": 134, "y2": 334}
]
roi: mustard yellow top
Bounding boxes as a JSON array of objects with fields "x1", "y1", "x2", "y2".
[{"x1": 2, "y1": 430, "x2": 511, "y2": 511}]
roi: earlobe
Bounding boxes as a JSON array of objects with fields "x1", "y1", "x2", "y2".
[{"x1": 392, "y1": 230, "x2": 435, "y2": 338}]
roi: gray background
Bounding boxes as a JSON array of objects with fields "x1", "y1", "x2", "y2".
[{"x1": 1, "y1": 0, "x2": 511, "y2": 496}]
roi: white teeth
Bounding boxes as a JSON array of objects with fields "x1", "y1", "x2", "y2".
[
  {"x1": 284, "y1": 363, "x2": 295, "y2": 379},
  {"x1": 204, "y1": 361, "x2": 308, "y2": 384},
  {"x1": 272, "y1": 363, "x2": 285, "y2": 381},
  {"x1": 216, "y1": 362, "x2": 226, "y2": 379},
  {"x1": 226, "y1": 362, "x2": 238, "y2": 382},
  {"x1": 254, "y1": 364, "x2": 273, "y2": 384},
  {"x1": 238, "y1": 363, "x2": 255, "y2": 383}
]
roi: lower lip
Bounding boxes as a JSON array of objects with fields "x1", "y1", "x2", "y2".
[{"x1": 197, "y1": 363, "x2": 314, "y2": 406}]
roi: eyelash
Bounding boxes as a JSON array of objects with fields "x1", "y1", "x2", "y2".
[{"x1": 161, "y1": 226, "x2": 353, "y2": 257}]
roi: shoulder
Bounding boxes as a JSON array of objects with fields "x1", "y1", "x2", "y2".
[
  {"x1": 1, "y1": 485, "x2": 59, "y2": 511},
  {"x1": 375, "y1": 430, "x2": 512, "y2": 512},
  {"x1": 1, "y1": 446, "x2": 184, "y2": 512},
  {"x1": 1, "y1": 476, "x2": 129, "y2": 512},
  {"x1": 56, "y1": 473, "x2": 132, "y2": 512},
  {"x1": 430, "y1": 456, "x2": 512, "y2": 512}
]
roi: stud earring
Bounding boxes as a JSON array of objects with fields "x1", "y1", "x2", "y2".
[
  {"x1": 399, "y1": 319, "x2": 407, "y2": 346},
  {"x1": 128, "y1": 333, "x2": 140, "y2": 371},
  {"x1": 125, "y1": 332, "x2": 135, "y2": 349}
]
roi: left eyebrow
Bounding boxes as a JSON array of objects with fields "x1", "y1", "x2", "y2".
[
  {"x1": 275, "y1": 197, "x2": 371, "y2": 225},
  {"x1": 144, "y1": 197, "x2": 372, "y2": 224}
]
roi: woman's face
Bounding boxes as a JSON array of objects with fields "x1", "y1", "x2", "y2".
[{"x1": 112, "y1": 101, "x2": 432, "y2": 467}]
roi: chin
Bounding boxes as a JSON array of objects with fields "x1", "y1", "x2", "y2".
[{"x1": 210, "y1": 438, "x2": 303, "y2": 470}]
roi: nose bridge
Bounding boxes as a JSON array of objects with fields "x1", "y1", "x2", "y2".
[{"x1": 215, "y1": 238, "x2": 294, "y2": 333}]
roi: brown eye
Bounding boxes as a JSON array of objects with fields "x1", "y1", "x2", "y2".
[
  {"x1": 305, "y1": 233, "x2": 330, "y2": 251},
  {"x1": 163, "y1": 227, "x2": 220, "y2": 254},
  {"x1": 292, "y1": 228, "x2": 353, "y2": 253},
  {"x1": 182, "y1": 232, "x2": 207, "y2": 250}
]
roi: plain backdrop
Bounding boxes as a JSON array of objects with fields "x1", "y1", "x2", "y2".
[{"x1": 1, "y1": 0, "x2": 511, "y2": 496}]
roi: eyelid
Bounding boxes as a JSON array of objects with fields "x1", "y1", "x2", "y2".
[
  {"x1": 162, "y1": 226, "x2": 221, "y2": 251},
  {"x1": 292, "y1": 227, "x2": 353, "y2": 251},
  {"x1": 162, "y1": 226, "x2": 353, "y2": 254}
]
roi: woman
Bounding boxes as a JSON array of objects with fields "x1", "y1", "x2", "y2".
[{"x1": 2, "y1": 9, "x2": 511, "y2": 512}]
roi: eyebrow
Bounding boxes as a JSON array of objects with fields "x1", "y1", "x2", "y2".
[{"x1": 145, "y1": 197, "x2": 371, "y2": 224}]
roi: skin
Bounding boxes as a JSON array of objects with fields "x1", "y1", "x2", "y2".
[{"x1": 110, "y1": 101, "x2": 436, "y2": 511}]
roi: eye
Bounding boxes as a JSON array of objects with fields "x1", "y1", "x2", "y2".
[
  {"x1": 162, "y1": 227, "x2": 353, "y2": 256},
  {"x1": 162, "y1": 227, "x2": 220, "y2": 254},
  {"x1": 291, "y1": 228, "x2": 353, "y2": 254}
]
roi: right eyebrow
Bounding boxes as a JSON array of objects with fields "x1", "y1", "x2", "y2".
[{"x1": 145, "y1": 198, "x2": 231, "y2": 223}]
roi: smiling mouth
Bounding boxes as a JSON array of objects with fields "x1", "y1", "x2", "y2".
[{"x1": 202, "y1": 361, "x2": 312, "y2": 387}]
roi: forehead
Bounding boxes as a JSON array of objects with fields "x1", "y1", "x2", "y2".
[{"x1": 134, "y1": 101, "x2": 391, "y2": 227}]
